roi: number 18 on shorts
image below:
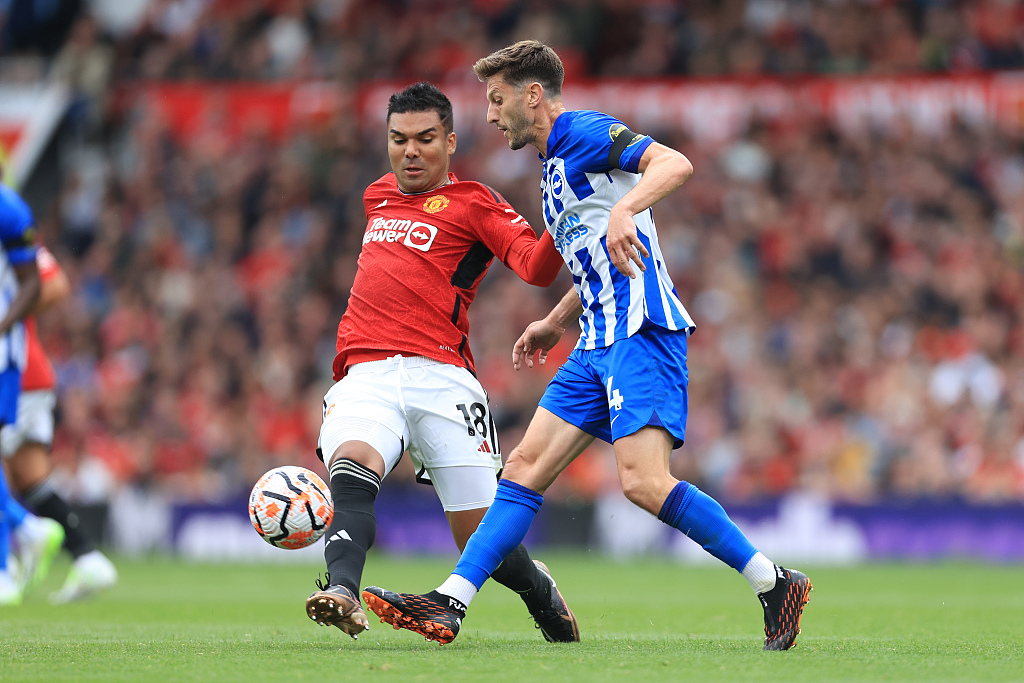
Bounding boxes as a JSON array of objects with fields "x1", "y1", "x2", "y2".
[{"x1": 317, "y1": 355, "x2": 502, "y2": 478}]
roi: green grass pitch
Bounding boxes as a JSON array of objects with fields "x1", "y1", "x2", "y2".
[{"x1": 1, "y1": 554, "x2": 1021, "y2": 682}]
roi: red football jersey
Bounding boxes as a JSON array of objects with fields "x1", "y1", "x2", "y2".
[
  {"x1": 22, "y1": 246, "x2": 61, "y2": 391},
  {"x1": 333, "y1": 172, "x2": 536, "y2": 379}
]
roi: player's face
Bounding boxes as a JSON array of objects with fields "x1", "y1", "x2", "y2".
[
  {"x1": 387, "y1": 110, "x2": 456, "y2": 194},
  {"x1": 485, "y1": 75, "x2": 533, "y2": 151}
]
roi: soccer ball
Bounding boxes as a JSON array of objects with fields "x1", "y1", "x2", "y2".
[{"x1": 249, "y1": 466, "x2": 333, "y2": 549}]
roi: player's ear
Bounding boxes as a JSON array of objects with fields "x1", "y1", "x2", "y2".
[
  {"x1": 526, "y1": 82, "x2": 543, "y2": 108},
  {"x1": 447, "y1": 131, "x2": 457, "y2": 155}
]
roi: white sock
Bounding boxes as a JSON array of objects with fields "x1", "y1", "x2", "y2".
[
  {"x1": 436, "y1": 574, "x2": 478, "y2": 608},
  {"x1": 13, "y1": 513, "x2": 42, "y2": 544},
  {"x1": 741, "y1": 552, "x2": 778, "y2": 594}
]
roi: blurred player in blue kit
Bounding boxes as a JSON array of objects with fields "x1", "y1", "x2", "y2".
[
  {"x1": 363, "y1": 40, "x2": 813, "y2": 650},
  {"x1": 0, "y1": 175, "x2": 65, "y2": 605},
  {"x1": 1, "y1": 241, "x2": 118, "y2": 603}
]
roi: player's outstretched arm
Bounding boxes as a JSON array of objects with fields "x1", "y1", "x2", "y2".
[
  {"x1": 607, "y1": 142, "x2": 693, "y2": 279},
  {"x1": 512, "y1": 287, "x2": 583, "y2": 370},
  {"x1": 504, "y1": 230, "x2": 563, "y2": 287}
]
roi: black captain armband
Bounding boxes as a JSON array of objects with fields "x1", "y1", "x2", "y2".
[
  {"x1": 1, "y1": 226, "x2": 36, "y2": 251},
  {"x1": 607, "y1": 125, "x2": 645, "y2": 168}
]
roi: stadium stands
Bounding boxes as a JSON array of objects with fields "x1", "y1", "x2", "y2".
[{"x1": 2, "y1": 0, "x2": 1023, "y2": 523}]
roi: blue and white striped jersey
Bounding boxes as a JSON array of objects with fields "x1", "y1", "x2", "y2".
[
  {"x1": 0, "y1": 184, "x2": 37, "y2": 373},
  {"x1": 540, "y1": 110, "x2": 695, "y2": 350}
]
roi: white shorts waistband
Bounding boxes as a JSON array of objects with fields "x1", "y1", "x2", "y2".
[{"x1": 346, "y1": 355, "x2": 444, "y2": 375}]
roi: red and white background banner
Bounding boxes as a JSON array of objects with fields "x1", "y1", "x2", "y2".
[
  {"x1": 365, "y1": 73, "x2": 1024, "y2": 142},
  {"x1": 128, "y1": 72, "x2": 1024, "y2": 147},
  {"x1": 0, "y1": 84, "x2": 69, "y2": 188}
]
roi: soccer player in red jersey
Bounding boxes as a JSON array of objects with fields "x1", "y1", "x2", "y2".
[
  {"x1": 305, "y1": 82, "x2": 578, "y2": 642},
  {"x1": 2, "y1": 246, "x2": 118, "y2": 602}
]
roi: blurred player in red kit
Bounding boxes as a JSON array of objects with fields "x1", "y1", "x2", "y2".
[{"x1": 304, "y1": 82, "x2": 579, "y2": 643}]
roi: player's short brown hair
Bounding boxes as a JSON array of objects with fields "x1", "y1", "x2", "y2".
[{"x1": 472, "y1": 40, "x2": 564, "y2": 98}]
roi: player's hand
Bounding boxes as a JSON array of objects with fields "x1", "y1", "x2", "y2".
[
  {"x1": 606, "y1": 206, "x2": 648, "y2": 279},
  {"x1": 513, "y1": 318, "x2": 565, "y2": 370}
]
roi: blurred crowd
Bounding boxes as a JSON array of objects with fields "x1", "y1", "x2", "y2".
[
  {"x1": 11, "y1": 0, "x2": 1024, "y2": 81},
  {"x1": 3, "y1": 0, "x2": 1024, "y2": 507}
]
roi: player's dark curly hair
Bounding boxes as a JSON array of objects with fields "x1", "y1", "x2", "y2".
[
  {"x1": 473, "y1": 40, "x2": 564, "y2": 98},
  {"x1": 387, "y1": 82, "x2": 454, "y2": 135}
]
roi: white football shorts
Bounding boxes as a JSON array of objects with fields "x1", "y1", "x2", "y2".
[
  {"x1": 0, "y1": 389, "x2": 57, "y2": 458},
  {"x1": 318, "y1": 355, "x2": 502, "y2": 512}
]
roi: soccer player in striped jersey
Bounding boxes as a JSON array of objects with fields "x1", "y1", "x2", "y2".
[
  {"x1": 0, "y1": 178, "x2": 65, "y2": 606},
  {"x1": 2, "y1": 245, "x2": 118, "y2": 603},
  {"x1": 363, "y1": 42, "x2": 812, "y2": 651},
  {"x1": 305, "y1": 82, "x2": 579, "y2": 642}
]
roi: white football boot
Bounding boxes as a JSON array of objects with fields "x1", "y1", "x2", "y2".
[
  {"x1": 50, "y1": 550, "x2": 118, "y2": 604},
  {"x1": 14, "y1": 515, "x2": 65, "y2": 591}
]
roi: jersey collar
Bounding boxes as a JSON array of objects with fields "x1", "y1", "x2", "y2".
[
  {"x1": 540, "y1": 111, "x2": 574, "y2": 161},
  {"x1": 395, "y1": 172, "x2": 457, "y2": 195}
]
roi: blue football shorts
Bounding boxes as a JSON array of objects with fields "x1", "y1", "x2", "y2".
[
  {"x1": 539, "y1": 326, "x2": 689, "y2": 448},
  {"x1": 0, "y1": 367, "x2": 22, "y2": 427}
]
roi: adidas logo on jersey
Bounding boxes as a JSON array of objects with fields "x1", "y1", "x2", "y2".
[
  {"x1": 477, "y1": 441, "x2": 492, "y2": 453},
  {"x1": 363, "y1": 217, "x2": 438, "y2": 252}
]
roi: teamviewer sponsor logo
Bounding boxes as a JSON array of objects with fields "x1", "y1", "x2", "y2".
[
  {"x1": 363, "y1": 217, "x2": 438, "y2": 252},
  {"x1": 404, "y1": 222, "x2": 438, "y2": 251}
]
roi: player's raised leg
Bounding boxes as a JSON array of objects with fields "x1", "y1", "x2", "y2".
[
  {"x1": 363, "y1": 408, "x2": 592, "y2": 644},
  {"x1": 613, "y1": 426, "x2": 812, "y2": 650},
  {"x1": 305, "y1": 441, "x2": 382, "y2": 638},
  {"x1": 308, "y1": 370, "x2": 417, "y2": 639}
]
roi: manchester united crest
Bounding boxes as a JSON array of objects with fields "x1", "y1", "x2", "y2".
[{"x1": 423, "y1": 195, "x2": 450, "y2": 213}]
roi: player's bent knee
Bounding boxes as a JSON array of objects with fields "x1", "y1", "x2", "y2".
[
  {"x1": 8, "y1": 443, "x2": 51, "y2": 492},
  {"x1": 621, "y1": 482, "x2": 657, "y2": 514},
  {"x1": 328, "y1": 442, "x2": 386, "y2": 478},
  {"x1": 618, "y1": 470, "x2": 674, "y2": 515},
  {"x1": 502, "y1": 451, "x2": 557, "y2": 493}
]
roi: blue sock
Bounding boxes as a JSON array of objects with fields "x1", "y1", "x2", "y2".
[
  {"x1": 453, "y1": 480, "x2": 543, "y2": 589},
  {"x1": 0, "y1": 472, "x2": 13, "y2": 571},
  {"x1": 0, "y1": 522, "x2": 7, "y2": 571},
  {"x1": 658, "y1": 481, "x2": 757, "y2": 571},
  {"x1": 4, "y1": 491, "x2": 27, "y2": 530}
]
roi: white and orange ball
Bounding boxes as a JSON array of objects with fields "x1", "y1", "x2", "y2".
[{"x1": 249, "y1": 466, "x2": 333, "y2": 549}]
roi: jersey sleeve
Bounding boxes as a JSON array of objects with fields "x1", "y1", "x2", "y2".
[
  {"x1": 36, "y1": 245, "x2": 63, "y2": 282},
  {"x1": 362, "y1": 185, "x2": 376, "y2": 215},
  {"x1": 361, "y1": 174, "x2": 392, "y2": 215},
  {"x1": 556, "y1": 110, "x2": 653, "y2": 174},
  {"x1": 468, "y1": 184, "x2": 539, "y2": 263},
  {"x1": 504, "y1": 230, "x2": 562, "y2": 286}
]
